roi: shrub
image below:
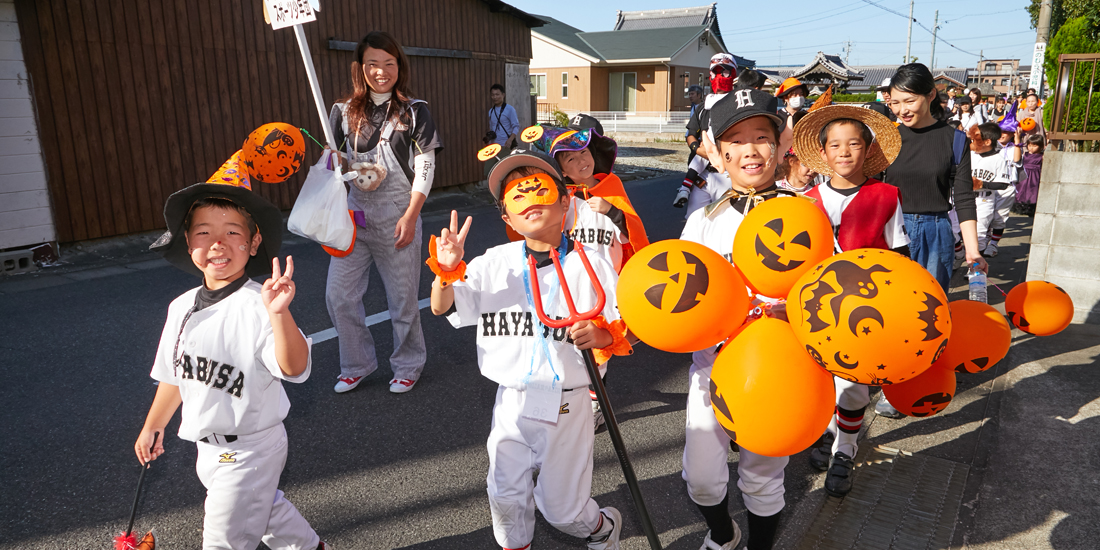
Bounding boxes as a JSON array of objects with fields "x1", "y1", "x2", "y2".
[{"x1": 552, "y1": 109, "x2": 570, "y2": 127}]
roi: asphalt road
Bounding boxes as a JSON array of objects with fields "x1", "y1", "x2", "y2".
[{"x1": 3, "y1": 175, "x2": 835, "y2": 550}]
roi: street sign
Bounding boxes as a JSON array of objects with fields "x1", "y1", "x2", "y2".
[
  {"x1": 1029, "y1": 42, "x2": 1047, "y2": 93},
  {"x1": 264, "y1": 0, "x2": 316, "y2": 30}
]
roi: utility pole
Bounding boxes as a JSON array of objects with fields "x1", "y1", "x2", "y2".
[
  {"x1": 930, "y1": 10, "x2": 939, "y2": 71},
  {"x1": 844, "y1": 40, "x2": 852, "y2": 65},
  {"x1": 905, "y1": 0, "x2": 914, "y2": 63},
  {"x1": 977, "y1": 50, "x2": 983, "y2": 91},
  {"x1": 1029, "y1": 0, "x2": 1053, "y2": 95}
]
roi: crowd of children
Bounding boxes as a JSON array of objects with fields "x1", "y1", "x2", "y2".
[{"x1": 130, "y1": 58, "x2": 1045, "y2": 550}]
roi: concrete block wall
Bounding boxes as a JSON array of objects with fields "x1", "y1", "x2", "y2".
[{"x1": 1026, "y1": 151, "x2": 1100, "y2": 324}]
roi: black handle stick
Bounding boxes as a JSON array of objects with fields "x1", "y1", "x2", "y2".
[
  {"x1": 582, "y1": 349, "x2": 663, "y2": 550},
  {"x1": 125, "y1": 432, "x2": 159, "y2": 537}
]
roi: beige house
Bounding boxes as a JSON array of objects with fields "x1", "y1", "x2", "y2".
[{"x1": 529, "y1": 5, "x2": 751, "y2": 114}]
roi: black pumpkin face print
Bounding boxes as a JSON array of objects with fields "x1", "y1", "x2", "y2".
[
  {"x1": 709, "y1": 379, "x2": 738, "y2": 441},
  {"x1": 643, "y1": 251, "x2": 710, "y2": 314},
  {"x1": 755, "y1": 218, "x2": 813, "y2": 273},
  {"x1": 909, "y1": 392, "x2": 953, "y2": 417}
]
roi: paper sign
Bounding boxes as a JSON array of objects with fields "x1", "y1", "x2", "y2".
[
  {"x1": 1028, "y1": 42, "x2": 1046, "y2": 92},
  {"x1": 264, "y1": 0, "x2": 316, "y2": 30}
]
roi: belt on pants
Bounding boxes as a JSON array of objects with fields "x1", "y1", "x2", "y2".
[{"x1": 199, "y1": 434, "x2": 238, "y2": 444}]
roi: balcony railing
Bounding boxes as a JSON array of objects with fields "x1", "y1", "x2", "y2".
[{"x1": 1049, "y1": 53, "x2": 1100, "y2": 142}]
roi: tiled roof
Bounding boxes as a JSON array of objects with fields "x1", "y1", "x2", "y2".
[
  {"x1": 577, "y1": 26, "x2": 705, "y2": 61},
  {"x1": 790, "y1": 51, "x2": 864, "y2": 81},
  {"x1": 532, "y1": 15, "x2": 602, "y2": 59}
]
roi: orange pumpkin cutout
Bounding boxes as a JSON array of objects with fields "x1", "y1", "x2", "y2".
[
  {"x1": 881, "y1": 364, "x2": 956, "y2": 417},
  {"x1": 478, "y1": 143, "x2": 502, "y2": 161},
  {"x1": 1005, "y1": 280, "x2": 1074, "y2": 336},
  {"x1": 733, "y1": 196, "x2": 833, "y2": 298},
  {"x1": 241, "y1": 123, "x2": 306, "y2": 184},
  {"x1": 520, "y1": 125, "x2": 544, "y2": 143},
  {"x1": 936, "y1": 300, "x2": 1011, "y2": 373},
  {"x1": 711, "y1": 318, "x2": 836, "y2": 457},
  {"x1": 208, "y1": 149, "x2": 251, "y2": 190},
  {"x1": 1019, "y1": 117, "x2": 1037, "y2": 131},
  {"x1": 618, "y1": 239, "x2": 749, "y2": 353},
  {"x1": 787, "y1": 248, "x2": 951, "y2": 385},
  {"x1": 322, "y1": 210, "x2": 356, "y2": 258}
]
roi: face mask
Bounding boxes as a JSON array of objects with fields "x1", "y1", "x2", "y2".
[
  {"x1": 503, "y1": 173, "x2": 560, "y2": 214},
  {"x1": 787, "y1": 96, "x2": 806, "y2": 109}
]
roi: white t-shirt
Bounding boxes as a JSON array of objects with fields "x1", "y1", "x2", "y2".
[
  {"x1": 564, "y1": 196, "x2": 624, "y2": 265},
  {"x1": 996, "y1": 143, "x2": 1021, "y2": 184},
  {"x1": 814, "y1": 182, "x2": 910, "y2": 252},
  {"x1": 447, "y1": 240, "x2": 621, "y2": 390},
  {"x1": 150, "y1": 280, "x2": 312, "y2": 442},
  {"x1": 971, "y1": 147, "x2": 1016, "y2": 188}
]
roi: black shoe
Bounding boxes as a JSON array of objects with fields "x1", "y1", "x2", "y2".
[
  {"x1": 808, "y1": 431, "x2": 834, "y2": 471},
  {"x1": 824, "y1": 452, "x2": 855, "y2": 498}
]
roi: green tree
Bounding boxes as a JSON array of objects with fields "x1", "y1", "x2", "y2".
[
  {"x1": 1028, "y1": 0, "x2": 1100, "y2": 41},
  {"x1": 1042, "y1": 16, "x2": 1100, "y2": 133}
]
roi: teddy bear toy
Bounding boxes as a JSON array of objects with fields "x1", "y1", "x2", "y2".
[{"x1": 350, "y1": 161, "x2": 387, "y2": 192}]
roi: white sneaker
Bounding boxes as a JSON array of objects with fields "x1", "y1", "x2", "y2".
[
  {"x1": 587, "y1": 507, "x2": 622, "y2": 550},
  {"x1": 334, "y1": 376, "x2": 363, "y2": 393},
  {"x1": 673, "y1": 186, "x2": 691, "y2": 208},
  {"x1": 389, "y1": 378, "x2": 416, "y2": 393},
  {"x1": 700, "y1": 524, "x2": 742, "y2": 550},
  {"x1": 984, "y1": 245, "x2": 999, "y2": 257},
  {"x1": 592, "y1": 399, "x2": 605, "y2": 432}
]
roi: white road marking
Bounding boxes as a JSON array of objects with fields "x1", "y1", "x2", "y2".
[{"x1": 308, "y1": 298, "x2": 432, "y2": 344}]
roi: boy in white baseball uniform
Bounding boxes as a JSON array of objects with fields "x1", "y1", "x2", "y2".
[
  {"x1": 134, "y1": 181, "x2": 327, "y2": 550},
  {"x1": 987, "y1": 126, "x2": 1022, "y2": 256},
  {"x1": 790, "y1": 106, "x2": 907, "y2": 498},
  {"x1": 429, "y1": 148, "x2": 632, "y2": 550},
  {"x1": 680, "y1": 88, "x2": 800, "y2": 550},
  {"x1": 967, "y1": 123, "x2": 1017, "y2": 254}
]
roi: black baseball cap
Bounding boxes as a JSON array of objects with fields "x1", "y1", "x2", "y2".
[
  {"x1": 568, "y1": 113, "x2": 604, "y2": 135},
  {"x1": 708, "y1": 88, "x2": 784, "y2": 141},
  {"x1": 486, "y1": 146, "x2": 565, "y2": 200}
]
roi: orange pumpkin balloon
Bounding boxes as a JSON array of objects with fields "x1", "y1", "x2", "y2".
[
  {"x1": 733, "y1": 196, "x2": 833, "y2": 298},
  {"x1": 787, "y1": 248, "x2": 951, "y2": 385},
  {"x1": 1019, "y1": 117, "x2": 1037, "y2": 131},
  {"x1": 1005, "y1": 280, "x2": 1074, "y2": 336},
  {"x1": 618, "y1": 239, "x2": 749, "y2": 353},
  {"x1": 322, "y1": 210, "x2": 356, "y2": 258},
  {"x1": 710, "y1": 318, "x2": 836, "y2": 457},
  {"x1": 881, "y1": 364, "x2": 956, "y2": 417},
  {"x1": 936, "y1": 301, "x2": 1012, "y2": 373},
  {"x1": 241, "y1": 123, "x2": 306, "y2": 184}
]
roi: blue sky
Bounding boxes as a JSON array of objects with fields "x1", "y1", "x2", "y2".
[{"x1": 508, "y1": 0, "x2": 1039, "y2": 68}]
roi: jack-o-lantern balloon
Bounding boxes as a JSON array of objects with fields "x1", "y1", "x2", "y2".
[
  {"x1": 322, "y1": 210, "x2": 356, "y2": 258},
  {"x1": 1005, "y1": 280, "x2": 1074, "y2": 336},
  {"x1": 881, "y1": 364, "x2": 956, "y2": 417},
  {"x1": 241, "y1": 123, "x2": 306, "y2": 184},
  {"x1": 787, "y1": 248, "x2": 951, "y2": 385},
  {"x1": 733, "y1": 196, "x2": 833, "y2": 298},
  {"x1": 618, "y1": 239, "x2": 749, "y2": 353},
  {"x1": 710, "y1": 318, "x2": 836, "y2": 457},
  {"x1": 936, "y1": 300, "x2": 1011, "y2": 373},
  {"x1": 207, "y1": 149, "x2": 252, "y2": 190},
  {"x1": 1019, "y1": 117, "x2": 1037, "y2": 132}
]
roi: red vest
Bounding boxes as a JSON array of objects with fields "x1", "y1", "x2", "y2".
[{"x1": 805, "y1": 179, "x2": 899, "y2": 251}]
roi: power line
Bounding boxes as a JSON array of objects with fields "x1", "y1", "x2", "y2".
[{"x1": 855, "y1": 0, "x2": 981, "y2": 57}]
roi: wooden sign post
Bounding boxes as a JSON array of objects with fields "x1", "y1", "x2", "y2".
[{"x1": 264, "y1": 0, "x2": 338, "y2": 150}]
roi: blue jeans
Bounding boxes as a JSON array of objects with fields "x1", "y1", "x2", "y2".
[{"x1": 903, "y1": 212, "x2": 954, "y2": 292}]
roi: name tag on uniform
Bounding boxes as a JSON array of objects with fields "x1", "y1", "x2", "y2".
[{"x1": 522, "y1": 365, "x2": 562, "y2": 423}]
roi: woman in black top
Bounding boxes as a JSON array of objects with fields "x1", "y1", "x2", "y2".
[{"x1": 885, "y1": 64, "x2": 988, "y2": 292}]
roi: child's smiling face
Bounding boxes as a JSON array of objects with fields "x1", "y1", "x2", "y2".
[
  {"x1": 819, "y1": 122, "x2": 869, "y2": 181},
  {"x1": 186, "y1": 205, "x2": 260, "y2": 289},
  {"x1": 715, "y1": 116, "x2": 778, "y2": 191},
  {"x1": 557, "y1": 148, "x2": 595, "y2": 183}
]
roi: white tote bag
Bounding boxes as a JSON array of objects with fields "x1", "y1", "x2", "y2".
[{"x1": 287, "y1": 150, "x2": 355, "y2": 251}]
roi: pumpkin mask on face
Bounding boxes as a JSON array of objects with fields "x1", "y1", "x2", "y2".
[{"x1": 503, "y1": 173, "x2": 560, "y2": 215}]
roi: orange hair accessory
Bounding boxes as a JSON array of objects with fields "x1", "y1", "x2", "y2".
[
  {"x1": 425, "y1": 235, "x2": 466, "y2": 285},
  {"x1": 589, "y1": 315, "x2": 633, "y2": 365}
]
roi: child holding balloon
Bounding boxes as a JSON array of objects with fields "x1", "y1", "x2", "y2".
[
  {"x1": 679, "y1": 88, "x2": 805, "y2": 550},
  {"x1": 428, "y1": 148, "x2": 631, "y2": 550},
  {"x1": 789, "y1": 105, "x2": 908, "y2": 497}
]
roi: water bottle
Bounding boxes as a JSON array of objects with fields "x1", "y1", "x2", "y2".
[{"x1": 968, "y1": 263, "x2": 987, "y2": 303}]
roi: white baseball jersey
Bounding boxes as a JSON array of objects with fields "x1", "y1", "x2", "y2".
[
  {"x1": 447, "y1": 240, "x2": 620, "y2": 391},
  {"x1": 814, "y1": 182, "x2": 910, "y2": 253},
  {"x1": 150, "y1": 280, "x2": 312, "y2": 442},
  {"x1": 564, "y1": 195, "x2": 624, "y2": 266},
  {"x1": 997, "y1": 143, "x2": 1021, "y2": 184},
  {"x1": 971, "y1": 148, "x2": 1016, "y2": 188}
]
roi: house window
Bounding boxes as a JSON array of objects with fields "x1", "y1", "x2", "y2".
[
  {"x1": 684, "y1": 73, "x2": 690, "y2": 98},
  {"x1": 984, "y1": 63, "x2": 996, "y2": 72},
  {"x1": 1002, "y1": 78, "x2": 1010, "y2": 86},
  {"x1": 699, "y1": 73, "x2": 706, "y2": 93},
  {"x1": 1002, "y1": 63, "x2": 1013, "y2": 72},
  {"x1": 530, "y1": 74, "x2": 547, "y2": 99},
  {"x1": 561, "y1": 72, "x2": 569, "y2": 99}
]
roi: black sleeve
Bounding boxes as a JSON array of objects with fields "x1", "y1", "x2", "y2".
[
  {"x1": 982, "y1": 181, "x2": 1010, "y2": 190},
  {"x1": 952, "y1": 139, "x2": 977, "y2": 223},
  {"x1": 411, "y1": 102, "x2": 444, "y2": 155},
  {"x1": 605, "y1": 205, "x2": 629, "y2": 238},
  {"x1": 892, "y1": 245, "x2": 911, "y2": 257},
  {"x1": 686, "y1": 108, "x2": 702, "y2": 139},
  {"x1": 329, "y1": 104, "x2": 346, "y2": 151}
]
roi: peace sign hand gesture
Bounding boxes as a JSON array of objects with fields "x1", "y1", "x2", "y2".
[
  {"x1": 262, "y1": 256, "x2": 297, "y2": 315},
  {"x1": 437, "y1": 210, "x2": 473, "y2": 271}
]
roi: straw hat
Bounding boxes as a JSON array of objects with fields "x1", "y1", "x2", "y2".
[{"x1": 791, "y1": 105, "x2": 901, "y2": 178}]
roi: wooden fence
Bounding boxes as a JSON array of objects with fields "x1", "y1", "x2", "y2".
[{"x1": 14, "y1": 0, "x2": 533, "y2": 242}]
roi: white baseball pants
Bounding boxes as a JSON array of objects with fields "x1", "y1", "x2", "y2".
[{"x1": 195, "y1": 424, "x2": 319, "y2": 550}]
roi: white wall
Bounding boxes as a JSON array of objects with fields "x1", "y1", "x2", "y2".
[
  {"x1": 531, "y1": 34, "x2": 594, "y2": 69},
  {"x1": 0, "y1": 0, "x2": 55, "y2": 250},
  {"x1": 670, "y1": 31, "x2": 723, "y2": 70},
  {"x1": 505, "y1": 63, "x2": 532, "y2": 129}
]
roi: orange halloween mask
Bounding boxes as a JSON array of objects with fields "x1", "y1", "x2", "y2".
[{"x1": 503, "y1": 173, "x2": 560, "y2": 215}]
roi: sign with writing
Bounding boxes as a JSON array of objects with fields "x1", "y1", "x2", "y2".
[
  {"x1": 264, "y1": 0, "x2": 316, "y2": 30},
  {"x1": 1028, "y1": 42, "x2": 1046, "y2": 92}
]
